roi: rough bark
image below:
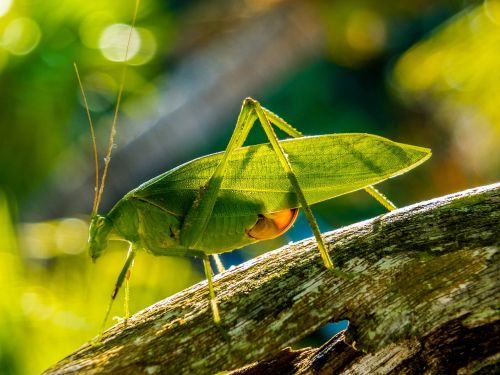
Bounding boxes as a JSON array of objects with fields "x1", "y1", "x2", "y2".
[{"x1": 44, "y1": 183, "x2": 499, "y2": 374}]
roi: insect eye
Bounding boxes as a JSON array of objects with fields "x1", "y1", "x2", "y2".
[
  {"x1": 96, "y1": 217, "x2": 105, "y2": 228},
  {"x1": 88, "y1": 215, "x2": 111, "y2": 261},
  {"x1": 89, "y1": 215, "x2": 106, "y2": 233}
]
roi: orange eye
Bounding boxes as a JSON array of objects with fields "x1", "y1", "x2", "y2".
[{"x1": 246, "y1": 208, "x2": 299, "y2": 240}]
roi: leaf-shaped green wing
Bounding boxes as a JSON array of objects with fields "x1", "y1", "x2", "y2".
[{"x1": 131, "y1": 134, "x2": 431, "y2": 217}]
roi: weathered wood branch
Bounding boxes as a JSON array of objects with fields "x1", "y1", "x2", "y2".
[{"x1": 44, "y1": 183, "x2": 499, "y2": 374}]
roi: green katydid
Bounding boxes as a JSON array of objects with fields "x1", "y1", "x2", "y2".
[{"x1": 75, "y1": 0, "x2": 431, "y2": 341}]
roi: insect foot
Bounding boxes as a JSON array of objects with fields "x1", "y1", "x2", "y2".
[{"x1": 112, "y1": 316, "x2": 130, "y2": 325}]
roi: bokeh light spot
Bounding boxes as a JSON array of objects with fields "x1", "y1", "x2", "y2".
[
  {"x1": 345, "y1": 10, "x2": 386, "y2": 56},
  {"x1": 19, "y1": 222, "x2": 57, "y2": 259},
  {"x1": 99, "y1": 23, "x2": 140, "y2": 62},
  {"x1": 55, "y1": 218, "x2": 87, "y2": 255},
  {"x1": 394, "y1": 50, "x2": 443, "y2": 92},
  {"x1": 129, "y1": 28, "x2": 156, "y2": 66},
  {"x1": 21, "y1": 289, "x2": 55, "y2": 321},
  {"x1": 1, "y1": 17, "x2": 41, "y2": 55},
  {"x1": 0, "y1": 0, "x2": 13, "y2": 17}
]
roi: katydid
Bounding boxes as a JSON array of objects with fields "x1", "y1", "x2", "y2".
[
  {"x1": 76, "y1": 0, "x2": 431, "y2": 341},
  {"x1": 86, "y1": 97, "x2": 431, "y2": 335}
]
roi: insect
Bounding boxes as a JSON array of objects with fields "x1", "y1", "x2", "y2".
[{"x1": 76, "y1": 0, "x2": 431, "y2": 341}]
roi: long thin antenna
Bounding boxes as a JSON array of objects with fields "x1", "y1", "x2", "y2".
[
  {"x1": 74, "y1": 62, "x2": 100, "y2": 216},
  {"x1": 95, "y1": 0, "x2": 141, "y2": 213}
]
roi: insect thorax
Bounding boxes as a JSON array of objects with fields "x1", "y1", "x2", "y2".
[{"x1": 103, "y1": 197, "x2": 185, "y2": 256}]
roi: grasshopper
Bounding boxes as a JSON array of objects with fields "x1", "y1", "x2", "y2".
[{"x1": 76, "y1": 0, "x2": 431, "y2": 340}]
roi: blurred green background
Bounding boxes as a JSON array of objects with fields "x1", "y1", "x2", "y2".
[{"x1": 1, "y1": 0, "x2": 499, "y2": 373}]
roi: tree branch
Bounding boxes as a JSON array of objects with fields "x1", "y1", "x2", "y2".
[{"x1": 44, "y1": 183, "x2": 499, "y2": 374}]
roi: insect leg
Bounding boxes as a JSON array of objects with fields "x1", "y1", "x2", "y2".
[
  {"x1": 364, "y1": 185, "x2": 397, "y2": 211},
  {"x1": 180, "y1": 99, "x2": 258, "y2": 249},
  {"x1": 263, "y1": 106, "x2": 397, "y2": 212},
  {"x1": 212, "y1": 254, "x2": 225, "y2": 273},
  {"x1": 203, "y1": 254, "x2": 220, "y2": 324},
  {"x1": 95, "y1": 243, "x2": 136, "y2": 342},
  {"x1": 262, "y1": 107, "x2": 303, "y2": 138},
  {"x1": 123, "y1": 258, "x2": 135, "y2": 319},
  {"x1": 249, "y1": 98, "x2": 334, "y2": 270},
  {"x1": 179, "y1": 99, "x2": 261, "y2": 324}
]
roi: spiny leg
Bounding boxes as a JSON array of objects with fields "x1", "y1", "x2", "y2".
[
  {"x1": 183, "y1": 97, "x2": 382, "y2": 322},
  {"x1": 212, "y1": 254, "x2": 225, "y2": 273},
  {"x1": 183, "y1": 97, "x2": 334, "y2": 270},
  {"x1": 250, "y1": 99, "x2": 334, "y2": 269},
  {"x1": 94, "y1": 243, "x2": 136, "y2": 343},
  {"x1": 179, "y1": 100, "x2": 259, "y2": 323},
  {"x1": 203, "y1": 254, "x2": 220, "y2": 324},
  {"x1": 180, "y1": 100, "x2": 258, "y2": 249},
  {"x1": 263, "y1": 107, "x2": 397, "y2": 212},
  {"x1": 364, "y1": 185, "x2": 396, "y2": 211},
  {"x1": 182, "y1": 98, "x2": 394, "y2": 274},
  {"x1": 262, "y1": 107, "x2": 302, "y2": 138}
]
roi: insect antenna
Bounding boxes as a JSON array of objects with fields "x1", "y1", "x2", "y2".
[
  {"x1": 94, "y1": 0, "x2": 141, "y2": 214},
  {"x1": 74, "y1": 62, "x2": 100, "y2": 216}
]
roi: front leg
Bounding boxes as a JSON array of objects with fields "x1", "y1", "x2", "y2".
[{"x1": 94, "y1": 243, "x2": 137, "y2": 343}]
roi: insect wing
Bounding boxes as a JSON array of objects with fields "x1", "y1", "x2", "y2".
[{"x1": 133, "y1": 134, "x2": 431, "y2": 216}]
